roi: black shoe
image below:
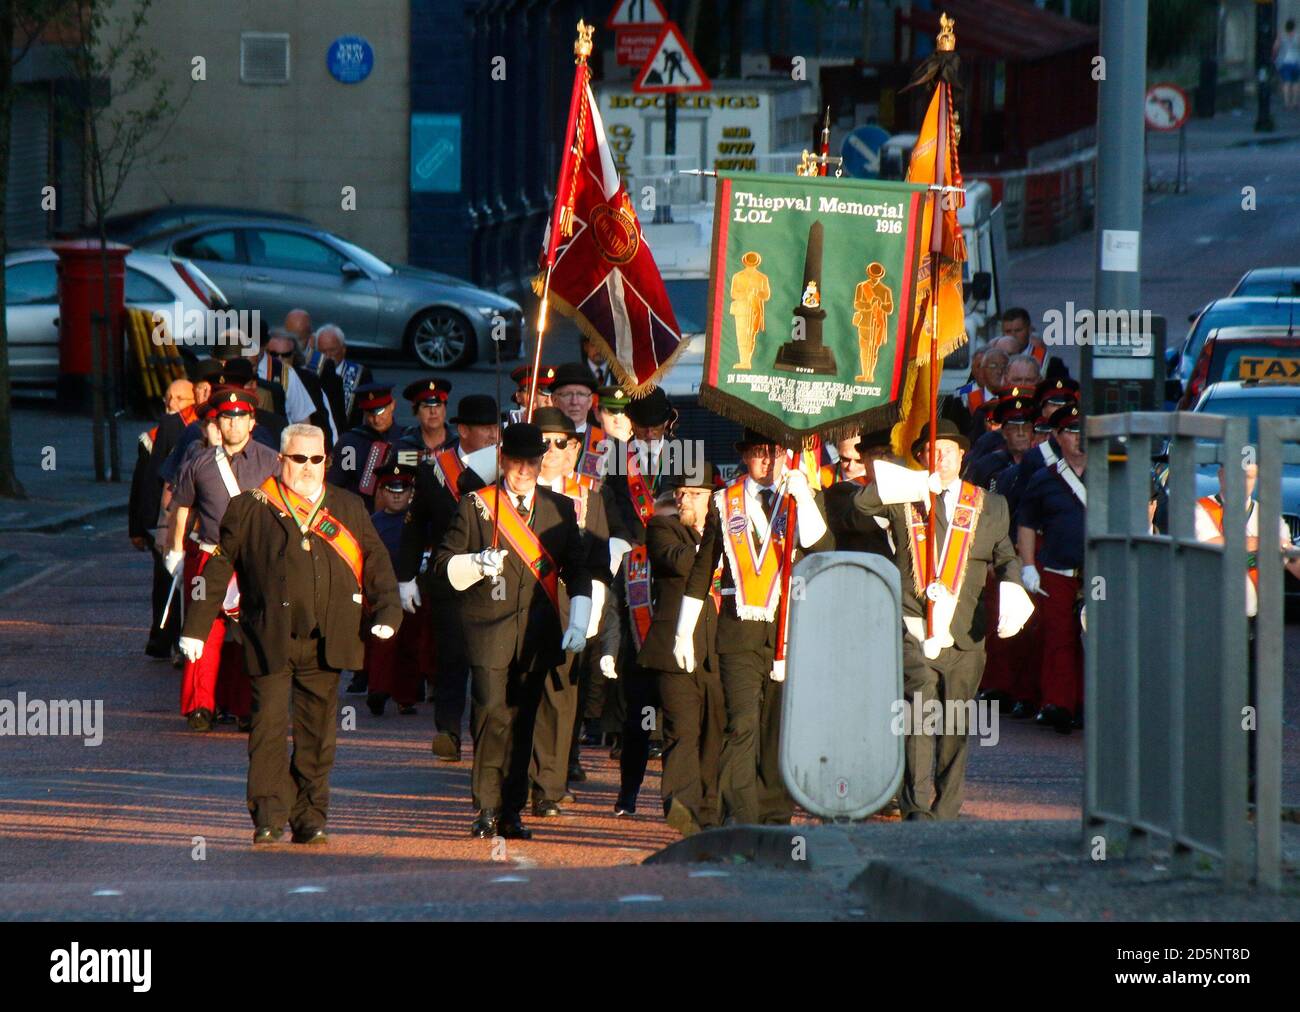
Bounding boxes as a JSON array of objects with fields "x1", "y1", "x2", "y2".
[
  {"x1": 498, "y1": 813, "x2": 532, "y2": 839},
  {"x1": 431, "y1": 731, "x2": 461, "y2": 761},
  {"x1": 567, "y1": 762, "x2": 587, "y2": 783},
  {"x1": 252, "y1": 826, "x2": 283, "y2": 845},
  {"x1": 292, "y1": 827, "x2": 329, "y2": 846},
  {"x1": 471, "y1": 809, "x2": 499, "y2": 838},
  {"x1": 1009, "y1": 700, "x2": 1036, "y2": 720},
  {"x1": 647, "y1": 743, "x2": 663, "y2": 760},
  {"x1": 366, "y1": 692, "x2": 387, "y2": 716},
  {"x1": 1035, "y1": 704, "x2": 1073, "y2": 734},
  {"x1": 609, "y1": 734, "x2": 623, "y2": 760},
  {"x1": 398, "y1": 703, "x2": 418, "y2": 715},
  {"x1": 215, "y1": 708, "x2": 236, "y2": 725},
  {"x1": 614, "y1": 794, "x2": 637, "y2": 816},
  {"x1": 532, "y1": 798, "x2": 562, "y2": 818},
  {"x1": 236, "y1": 715, "x2": 253, "y2": 733},
  {"x1": 580, "y1": 721, "x2": 603, "y2": 746},
  {"x1": 345, "y1": 672, "x2": 367, "y2": 695},
  {"x1": 186, "y1": 708, "x2": 213, "y2": 732}
]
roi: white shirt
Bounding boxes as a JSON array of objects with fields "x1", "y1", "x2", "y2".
[
  {"x1": 939, "y1": 478, "x2": 962, "y2": 522},
  {"x1": 502, "y1": 482, "x2": 536, "y2": 513}
]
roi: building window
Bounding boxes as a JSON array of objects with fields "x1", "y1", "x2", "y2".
[{"x1": 241, "y1": 33, "x2": 290, "y2": 85}]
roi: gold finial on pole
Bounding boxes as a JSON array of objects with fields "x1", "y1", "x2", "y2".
[
  {"x1": 575, "y1": 19, "x2": 595, "y2": 62},
  {"x1": 936, "y1": 12, "x2": 956, "y2": 52}
]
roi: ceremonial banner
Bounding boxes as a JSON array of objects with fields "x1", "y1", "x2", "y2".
[{"x1": 701, "y1": 172, "x2": 927, "y2": 446}]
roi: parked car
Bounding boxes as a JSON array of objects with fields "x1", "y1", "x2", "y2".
[
  {"x1": 1169, "y1": 296, "x2": 1300, "y2": 385},
  {"x1": 79, "y1": 204, "x2": 313, "y2": 246},
  {"x1": 5, "y1": 246, "x2": 228, "y2": 389},
  {"x1": 1227, "y1": 267, "x2": 1300, "y2": 300},
  {"x1": 136, "y1": 220, "x2": 523, "y2": 369},
  {"x1": 1176, "y1": 326, "x2": 1300, "y2": 409}
]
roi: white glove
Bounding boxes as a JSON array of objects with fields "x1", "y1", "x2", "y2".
[
  {"x1": 997, "y1": 581, "x2": 1034, "y2": 638},
  {"x1": 475, "y1": 548, "x2": 508, "y2": 579},
  {"x1": 1080, "y1": 603, "x2": 1087, "y2": 634},
  {"x1": 672, "y1": 594, "x2": 705, "y2": 672},
  {"x1": 922, "y1": 586, "x2": 957, "y2": 659},
  {"x1": 672, "y1": 634, "x2": 696, "y2": 673},
  {"x1": 587, "y1": 580, "x2": 606, "y2": 638},
  {"x1": 608, "y1": 536, "x2": 632, "y2": 576},
  {"x1": 370, "y1": 624, "x2": 395, "y2": 639},
  {"x1": 562, "y1": 595, "x2": 592, "y2": 652},
  {"x1": 1021, "y1": 564, "x2": 1045, "y2": 596},
  {"x1": 399, "y1": 579, "x2": 422, "y2": 614},
  {"x1": 784, "y1": 467, "x2": 812, "y2": 503},
  {"x1": 770, "y1": 659, "x2": 786, "y2": 682},
  {"x1": 164, "y1": 549, "x2": 185, "y2": 576},
  {"x1": 599, "y1": 654, "x2": 618, "y2": 680},
  {"x1": 872, "y1": 460, "x2": 942, "y2": 504},
  {"x1": 179, "y1": 636, "x2": 205, "y2": 662}
]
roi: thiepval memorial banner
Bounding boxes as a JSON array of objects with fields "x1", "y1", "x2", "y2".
[{"x1": 701, "y1": 172, "x2": 927, "y2": 444}]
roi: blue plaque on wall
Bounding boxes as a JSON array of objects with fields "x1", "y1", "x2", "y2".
[{"x1": 327, "y1": 36, "x2": 374, "y2": 84}]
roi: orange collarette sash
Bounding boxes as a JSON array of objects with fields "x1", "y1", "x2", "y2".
[
  {"x1": 475, "y1": 487, "x2": 561, "y2": 614},
  {"x1": 718, "y1": 479, "x2": 792, "y2": 622},
  {"x1": 258, "y1": 478, "x2": 365, "y2": 590},
  {"x1": 904, "y1": 481, "x2": 984, "y2": 600},
  {"x1": 433, "y1": 448, "x2": 467, "y2": 502},
  {"x1": 555, "y1": 474, "x2": 589, "y2": 527},
  {"x1": 576, "y1": 425, "x2": 607, "y2": 489},
  {"x1": 1199, "y1": 495, "x2": 1259, "y2": 589}
]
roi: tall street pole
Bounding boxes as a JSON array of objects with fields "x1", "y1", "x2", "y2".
[{"x1": 1087, "y1": 0, "x2": 1149, "y2": 416}]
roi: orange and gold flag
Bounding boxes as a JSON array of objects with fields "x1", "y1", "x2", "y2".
[{"x1": 891, "y1": 78, "x2": 968, "y2": 462}]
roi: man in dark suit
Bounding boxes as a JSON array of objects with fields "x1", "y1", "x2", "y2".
[
  {"x1": 637, "y1": 464, "x2": 725, "y2": 836},
  {"x1": 822, "y1": 428, "x2": 895, "y2": 559},
  {"x1": 396, "y1": 394, "x2": 500, "y2": 760},
  {"x1": 436, "y1": 422, "x2": 596, "y2": 840},
  {"x1": 675, "y1": 430, "x2": 836, "y2": 826},
  {"x1": 849, "y1": 419, "x2": 1032, "y2": 820},
  {"x1": 179, "y1": 423, "x2": 402, "y2": 845}
]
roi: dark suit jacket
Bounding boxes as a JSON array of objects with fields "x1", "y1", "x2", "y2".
[
  {"x1": 182, "y1": 483, "x2": 402, "y2": 675},
  {"x1": 823, "y1": 479, "x2": 893, "y2": 558},
  {"x1": 294, "y1": 366, "x2": 335, "y2": 450},
  {"x1": 850, "y1": 482, "x2": 1022, "y2": 651},
  {"x1": 396, "y1": 450, "x2": 486, "y2": 586},
  {"x1": 435, "y1": 485, "x2": 596, "y2": 671},
  {"x1": 684, "y1": 484, "x2": 835, "y2": 655},
  {"x1": 637, "y1": 515, "x2": 719, "y2": 673}
]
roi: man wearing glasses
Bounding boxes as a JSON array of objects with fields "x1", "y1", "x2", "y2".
[{"x1": 180, "y1": 423, "x2": 401, "y2": 846}]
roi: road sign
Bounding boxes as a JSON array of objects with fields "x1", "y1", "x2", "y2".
[
  {"x1": 1144, "y1": 83, "x2": 1190, "y2": 131},
  {"x1": 616, "y1": 28, "x2": 660, "y2": 67},
  {"x1": 632, "y1": 22, "x2": 711, "y2": 94},
  {"x1": 606, "y1": 0, "x2": 668, "y2": 29},
  {"x1": 840, "y1": 124, "x2": 891, "y2": 179},
  {"x1": 780, "y1": 553, "x2": 903, "y2": 820}
]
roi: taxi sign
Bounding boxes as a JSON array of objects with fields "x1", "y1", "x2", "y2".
[{"x1": 1238, "y1": 356, "x2": 1300, "y2": 382}]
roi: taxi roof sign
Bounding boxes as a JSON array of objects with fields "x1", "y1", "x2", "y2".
[{"x1": 632, "y1": 21, "x2": 711, "y2": 94}]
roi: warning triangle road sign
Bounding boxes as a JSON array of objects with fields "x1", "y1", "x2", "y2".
[
  {"x1": 605, "y1": 0, "x2": 668, "y2": 30},
  {"x1": 632, "y1": 22, "x2": 712, "y2": 94}
]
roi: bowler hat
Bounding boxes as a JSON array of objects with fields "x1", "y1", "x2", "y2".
[
  {"x1": 735, "y1": 427, "x2": 780, "y2": 453},
  {"x1": 626, "y1": 387, "x2": 673, "y2": 427},
  {"x1": 856, "y1": 428, "x2": 893, "y2": 454},
  {"x1": 532, "y1": 407, "x2": 577, "y2": 435},
  {"x1": 911, "y1": 419, "x2": 970, "y2": 461},
  {"x1": 449, "y1": 394, "x2": 500, "y2": 426},
  {"x1": 675, "y1": 460, "x2": 720, "y2": 490},
  {"x1": 189, "y1": 358, "x2": 224, "y2": 383},
  {"x1": 500, "y1": 422, "x2": 546, "y2": 460},
  {"x1": 550, "y1": 362, "x2": 599, "y2": 393}
]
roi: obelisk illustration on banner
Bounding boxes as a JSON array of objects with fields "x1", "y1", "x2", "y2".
[{"x1": 773, "y1": 220, "x2": 837, "y2": 375}]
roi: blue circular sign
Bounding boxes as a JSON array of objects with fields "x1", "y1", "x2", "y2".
[
  {"x1": 327, "y1": 36, "x2": 374, "y2": 84},
  {"x1": 840, "y1": 125, "x2": 891, "y2": 180}
]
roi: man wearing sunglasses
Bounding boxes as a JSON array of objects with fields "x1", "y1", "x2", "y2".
[
  {"x1": 180, "y1": 423, "x2": 401, "y2": 846},
  {"x1": 527, "y1": 408, "x2": 614, "y2": 816},
  {"x1": 167, "y1": 388, "x2": 282, "y2": 733}
]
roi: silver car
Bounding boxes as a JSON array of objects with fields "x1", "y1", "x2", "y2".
[
  {"x1": 137, "y1": 219, "x2": 524, "y2": 369},
  {"x1": 5, "y1": 246, "x2": 228, "y2": 389}
]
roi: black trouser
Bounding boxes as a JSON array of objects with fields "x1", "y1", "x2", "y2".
[
  {"x1": 247, "y1": 635, "x2": 339, "y2": 832},
  {"x1": 470, "y1": 659, "x2": 548, "y2": 814},
  {"x1": 431, "y1": 592, "x2": 470, "y2": 740},
  {"x1": 657, "y1": 663, "x2": 725, "y2": 828},
  {"x1": 718, "y1": 650, "x2": 793, "y2": 825},
  {"x1": 898, "y1": 635, "x2": 985, "y2": 821},
  {"x1": 531, "y1": 654, "x2": 580, "y2": 802},
  {"x1": 618, "y1": 666, "x2": 661, "y2": 801},
  {"x1": 148, "y1": 546, "x2": 180, "y2": 650}
]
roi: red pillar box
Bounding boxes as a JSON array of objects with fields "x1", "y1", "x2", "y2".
[{"x1": 51, "y1": 239, "x2": 130, "y2": 411}]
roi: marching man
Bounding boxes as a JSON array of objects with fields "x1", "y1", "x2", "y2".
[
  {"x1": 851, "y1": 419, "x2": 1032, "y2": 820},
  {"x1": 436, "y1": 422, "x2": 598, "y2": 840},
  {"x1": 674, "y1": 429, "x2": 835, "y2": 826}
]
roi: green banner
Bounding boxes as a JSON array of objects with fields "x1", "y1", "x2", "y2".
[{"x1": 701, "y1": 172, "x2": 927, "y2": 444}]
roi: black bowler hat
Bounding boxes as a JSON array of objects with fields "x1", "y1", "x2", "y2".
[
  {"x1": 735, "y1": 427, "x2": 780, "y2": 453},
  {"x1": 911, "y1": 419, "x2": 970, "y2": 461},
  {"x1": 532, "y1": 407, "x2": 577, "y2": 435},
  {"x1": 675, "y1": 461, "x2": 720, "y2": 490},
  {"x1": 189, "y1": 358, "x2": 224, "y2": 383},
  {"x1": 500, "y1": 422, "x2": 546, "y2": 459},
  {"x1": 856, "y1": 428, "x2": 893, "y2": 454},
  {"x1": 449, "y1": 394, "x2": 500, "y2": 426},
  {"x1": 403, "y1": 376, "x2": 452, "y2": 405},
  {"x1": 550, "y1": 362, "x2": 599, "y2": 393},
  {"x1": 626, "y1": 387, "x2": 673, "y2": 427}
]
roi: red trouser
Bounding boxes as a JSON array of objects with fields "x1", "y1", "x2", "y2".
[
  {"x1": 980, "y1": 574, "x2": 1044, "y2": 706},
  {"x1": 1038, "y1": 570, "x2": 1083, "y2": 713},
  {"x1": 180, "y1": 545, "x2": 251, "y2": 718},
  {"x1": 365, "y1": 597, "x2": 427, "y2": 705}
]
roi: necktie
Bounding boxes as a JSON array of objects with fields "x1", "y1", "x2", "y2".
[
  {"x1": 759, "y1": 488, "x2": 775, "y2": 519},
  {"x1": 515, "y1": 494, "x2": 529, "y2": 517}
]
